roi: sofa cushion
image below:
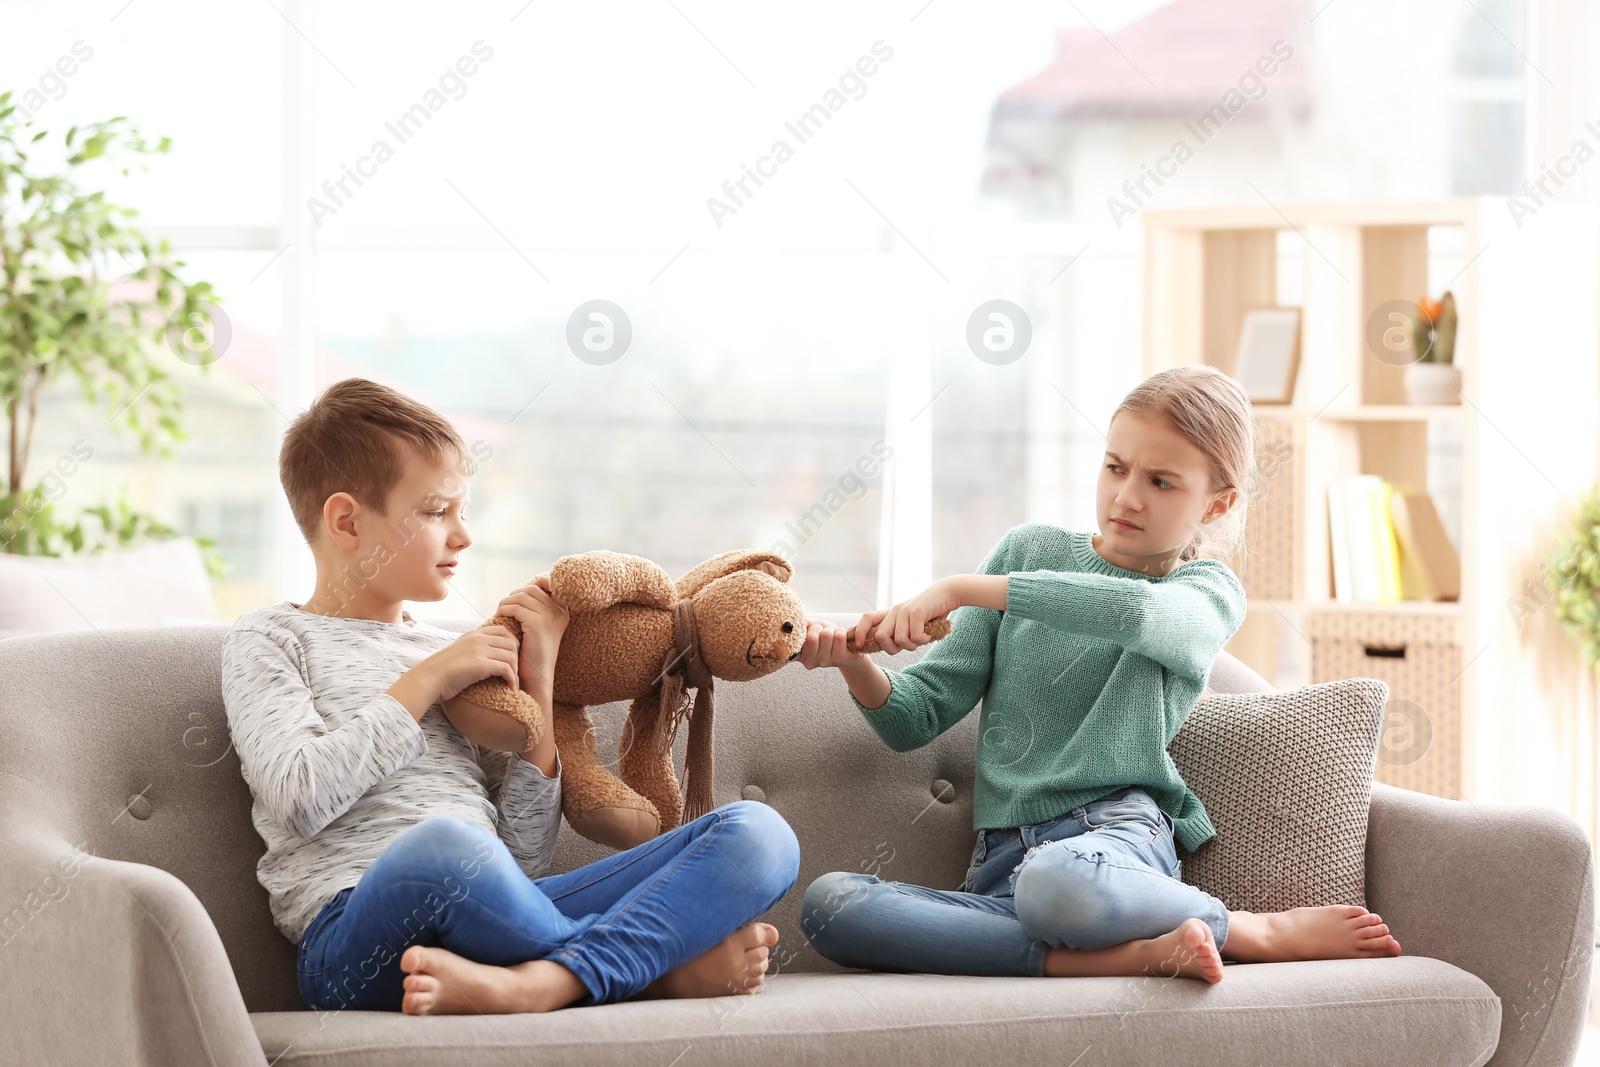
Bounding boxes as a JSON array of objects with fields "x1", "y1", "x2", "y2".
[
  {"x1": 250, "y1": 956, "x2": 1498, "y2": 1067},
  {"x1": 1169, "y1": 678, "x2": 1390, "y2": 913}
]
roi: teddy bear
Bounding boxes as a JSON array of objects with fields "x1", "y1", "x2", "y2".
[{"x1": 441, "y1": 548, "x2": 951, "y2": 850}]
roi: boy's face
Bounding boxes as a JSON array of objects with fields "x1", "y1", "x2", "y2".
[
  {"x1": 377, "y1": 441, "x2": 470, "y2": 604},
  {"x1": 316, "y1": 441, "x2": 473, "y2": 605},
  {"x1": 1096, "y1": 411, "x2": 1231, "y2": 566}
]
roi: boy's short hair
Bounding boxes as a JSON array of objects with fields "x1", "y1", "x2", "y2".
[{"x1": 280, "y1": 377, "x2": 470, "y2": 545}]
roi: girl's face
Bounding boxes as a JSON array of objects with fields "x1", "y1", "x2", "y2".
[{"x1": 1095, "y1": 410, "x2": 1236, "y2": 576}]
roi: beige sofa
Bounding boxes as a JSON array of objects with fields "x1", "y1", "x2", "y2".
[{"x1": 0, "y1": 613, "x2": 1591, "y2": 1066}]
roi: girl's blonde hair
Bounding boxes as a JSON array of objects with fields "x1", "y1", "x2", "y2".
[{"x1": 1111, "y1": 365, "x2": 1259, "y2": 564}]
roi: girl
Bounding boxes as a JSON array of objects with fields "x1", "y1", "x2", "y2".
[{"x1": 794, "y1": 366, "x2": 1402, "y2": 982}]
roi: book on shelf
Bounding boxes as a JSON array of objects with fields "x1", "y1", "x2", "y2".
[
  {"x1": 1328, "y1": 479, "x2": 1351, "y2": 601},
  {"x1": 1340, "y1": 476, "x2": 1393, "y2": 602},
  {"x1": 1369, "y1": 478, "x2": 1404, "y2": 601},
  {"x1": 1326, "y1": 476, "x2": 1453, "y2": 603},
  {"x1": 1389, "y1": 490, "x2": 1461, "y2": 600}
]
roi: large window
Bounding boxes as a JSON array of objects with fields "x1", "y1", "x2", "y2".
[{"x1": 2, "y1": 0, "x2": 1548, "y2": 623}]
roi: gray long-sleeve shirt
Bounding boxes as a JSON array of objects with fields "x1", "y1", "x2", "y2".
[{"x1": 220, "y1": 601, "x2": 563, "y2": 947}]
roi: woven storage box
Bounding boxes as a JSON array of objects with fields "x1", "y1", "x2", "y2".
[{"x1": 1307, "y1": 610, "x2": 1462, "y2": 800}]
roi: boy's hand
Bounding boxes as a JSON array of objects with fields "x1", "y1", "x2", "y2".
[
  {"x1": 425, "y1": 626, "x2": 521, "y2": 701},
  {"x1": 853, "y1": 577, "x2": 963, "y2": 654},
  {"x1": 794, "y1": 619, "x2": 868, "y2": 671},
  {"x1": 496, "y1": 574, "x2": 570, "y2": 692}
]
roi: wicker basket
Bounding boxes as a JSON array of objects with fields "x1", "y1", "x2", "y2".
[{"x1": 1307, "y1": 610, "x2": 1462, "y2": 799}]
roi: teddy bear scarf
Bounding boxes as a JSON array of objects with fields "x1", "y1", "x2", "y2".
[{"x1": 655, "y1": 599, "x2": 716, "y2": 824}]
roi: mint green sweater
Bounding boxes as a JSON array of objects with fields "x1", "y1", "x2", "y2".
[{"x1": 851, "y1": 523, "x2": 1246, "y2": 854}]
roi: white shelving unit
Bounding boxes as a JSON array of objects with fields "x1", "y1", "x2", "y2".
[{"x1": 1142, "y1": 197, "x2": 1600, "y2": 806}]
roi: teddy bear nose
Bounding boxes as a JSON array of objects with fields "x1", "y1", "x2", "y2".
[{"x1": 768, "y1": 639, "x2": 790, "y2": 660}]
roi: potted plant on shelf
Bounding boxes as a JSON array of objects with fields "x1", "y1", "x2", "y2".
[
  {"x1": 1, "y1": 93, "x2": 225, "y2": 577},
  {"x1": 1403, "y1": 290, "x2": 1460, "y2": 405}
]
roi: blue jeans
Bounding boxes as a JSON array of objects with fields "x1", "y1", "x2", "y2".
[
  {"x1": 296, "y1": 800, "x2": 800, "y2": 1011},
  {"x1": 801, "y1": 786, "x2": 1230, "y2": 976}
]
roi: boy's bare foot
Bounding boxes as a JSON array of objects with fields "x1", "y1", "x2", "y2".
[
  {"x1": 1221, "y1": 904, "x2": 1403, "y2": 963},
  {"x1": 399, "y1": 945, "x2": 587, "y2": 1015},
  {"x1": 633, "y1": 921, "x2": 779, "y2": 1000},
  {"x1": 1042, "y1": 917, "x2": 1224, "y2": 983}
]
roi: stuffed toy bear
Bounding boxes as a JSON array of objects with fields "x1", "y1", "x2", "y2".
[{"x1": 442, "y1": 548, "x2": 951, "y2": 850}]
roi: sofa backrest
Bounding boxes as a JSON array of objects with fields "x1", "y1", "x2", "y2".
[{"x1": 0, "y1": 613, "x2": 1271, "y2": 1013}]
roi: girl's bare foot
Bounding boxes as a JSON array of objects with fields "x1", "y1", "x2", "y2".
[
  {"x1": 1139, "y1": 917, "x2": 1227, "y2": 982},
  {"x1": 1042, "y1": 917, "x2": 1225, "y2": 983},
  {"x1": 399, "y1": 945, "x2": 586, "y2": 1015},
  {"x1": 633, "y1": 922, "x2": 779, "y2": 1000},
  {"x1": 1221, "y1": 904, "x2": 1403, "y2": 963}
]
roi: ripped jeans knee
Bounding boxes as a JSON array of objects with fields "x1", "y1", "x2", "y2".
[
  {"x1": 1010, "y1": 839, "x2": 1109, "y2": 947},
  {"x1": 1010, "y1": 836, "x2": 1188, "y2": 951}
]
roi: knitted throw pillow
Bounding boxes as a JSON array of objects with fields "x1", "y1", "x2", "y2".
[{"x1": 1168, "y1": 677, "x2": 1390, "y2": 912}]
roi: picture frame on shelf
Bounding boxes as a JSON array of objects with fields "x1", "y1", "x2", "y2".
[{"x1": 1231, "y1": 306, "x2": 1302, "y2": 404}]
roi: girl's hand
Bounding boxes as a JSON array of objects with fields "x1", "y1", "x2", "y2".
[
  {"x1": 853, "y1": 577, "x2": 964, "y2": 654},
  {"x1": 794, "y1": 619, "x2": 867, "y2": 671}
]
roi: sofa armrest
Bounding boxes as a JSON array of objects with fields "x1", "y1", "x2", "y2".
[
  {"x1": 0, "y1": 815, "x2": 265, "y2": 1067},
  {"x1": 1205, "y1": 648, "x2": 1273, "y2": 695},
  {"x1": 1365, "y1": 780, "x2": 1593, "y2": 1067}
]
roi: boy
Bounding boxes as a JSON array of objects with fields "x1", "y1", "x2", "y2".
[{"x1": 221, "y1": 377, "x2": 799, "y2": 1015}]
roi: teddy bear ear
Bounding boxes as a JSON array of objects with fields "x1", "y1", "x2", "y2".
[
  {"x1": 676, "y1": 550, "x2": 793, "y2": 598},
  {"x1": 755, "y1": 558, "x2": 792, "y2": 582}
]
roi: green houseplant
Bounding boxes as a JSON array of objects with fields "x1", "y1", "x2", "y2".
[
  {"x1": 0, "y1": 93, "x2": 225, "y2": 578},
  {"x1": 1549, "y1": 485, "x2": 1600, "y2": 669}
]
